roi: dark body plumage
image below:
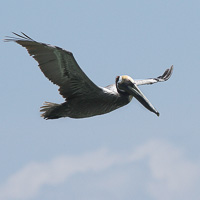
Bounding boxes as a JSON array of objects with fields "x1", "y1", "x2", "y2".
[
  {"x1": 5, "y1": 33, "x2": 173, "y2": 119},
  {"x1": 48, "y1": 89, "x2": 130, "y2": 119}
]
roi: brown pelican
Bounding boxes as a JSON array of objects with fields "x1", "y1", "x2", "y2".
[{"x1": 5, "y1": 32, "x2": 173, "y2": 119}]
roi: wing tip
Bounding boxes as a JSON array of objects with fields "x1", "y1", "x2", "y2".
[
  {"x1": 165, "y1": 65, "x2": 174, "y2": 80},
  {"x1": 4, "y1": 32, "x2": 34, "y2": 42},
  {"x1": 157, "y1": 65, "x2": 174, "y2": 81}
]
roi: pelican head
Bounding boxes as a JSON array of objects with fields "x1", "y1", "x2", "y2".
[{"x1": 116, "y1": 75, "x2": 160, "y2": 116}]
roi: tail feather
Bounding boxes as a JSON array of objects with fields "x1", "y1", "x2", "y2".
[{"x1": 40, "y1": 102, "x2": 64, "y2": 119}]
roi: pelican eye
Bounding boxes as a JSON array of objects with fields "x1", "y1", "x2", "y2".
[{"x1": 128, "y1": 80, "x2": 135, "y2": 87}]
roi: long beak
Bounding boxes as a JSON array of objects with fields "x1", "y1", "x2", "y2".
[{"x1": 127, "y1": 84, "x2": 160, "y2": 116}]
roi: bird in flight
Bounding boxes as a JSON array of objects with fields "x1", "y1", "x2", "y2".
[{"x1": 5, "y1": 32, "x2": 173, "y2": 119}]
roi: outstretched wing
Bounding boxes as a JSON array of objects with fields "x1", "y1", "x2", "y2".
[
  {"x1": 135, "y1": 65, "x2": 173, "y2": 86},
  {"x1": 5, "y1": 32, "x2": 102, "y2": 100}
]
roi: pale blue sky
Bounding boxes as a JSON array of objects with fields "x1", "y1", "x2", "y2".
[{"x1": 1, "y1": 0, "x2": 200, "y2": 200}]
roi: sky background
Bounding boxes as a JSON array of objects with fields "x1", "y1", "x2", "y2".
[{"x1": 1, "y1": 0, "x2": 200, "y2": 200}]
